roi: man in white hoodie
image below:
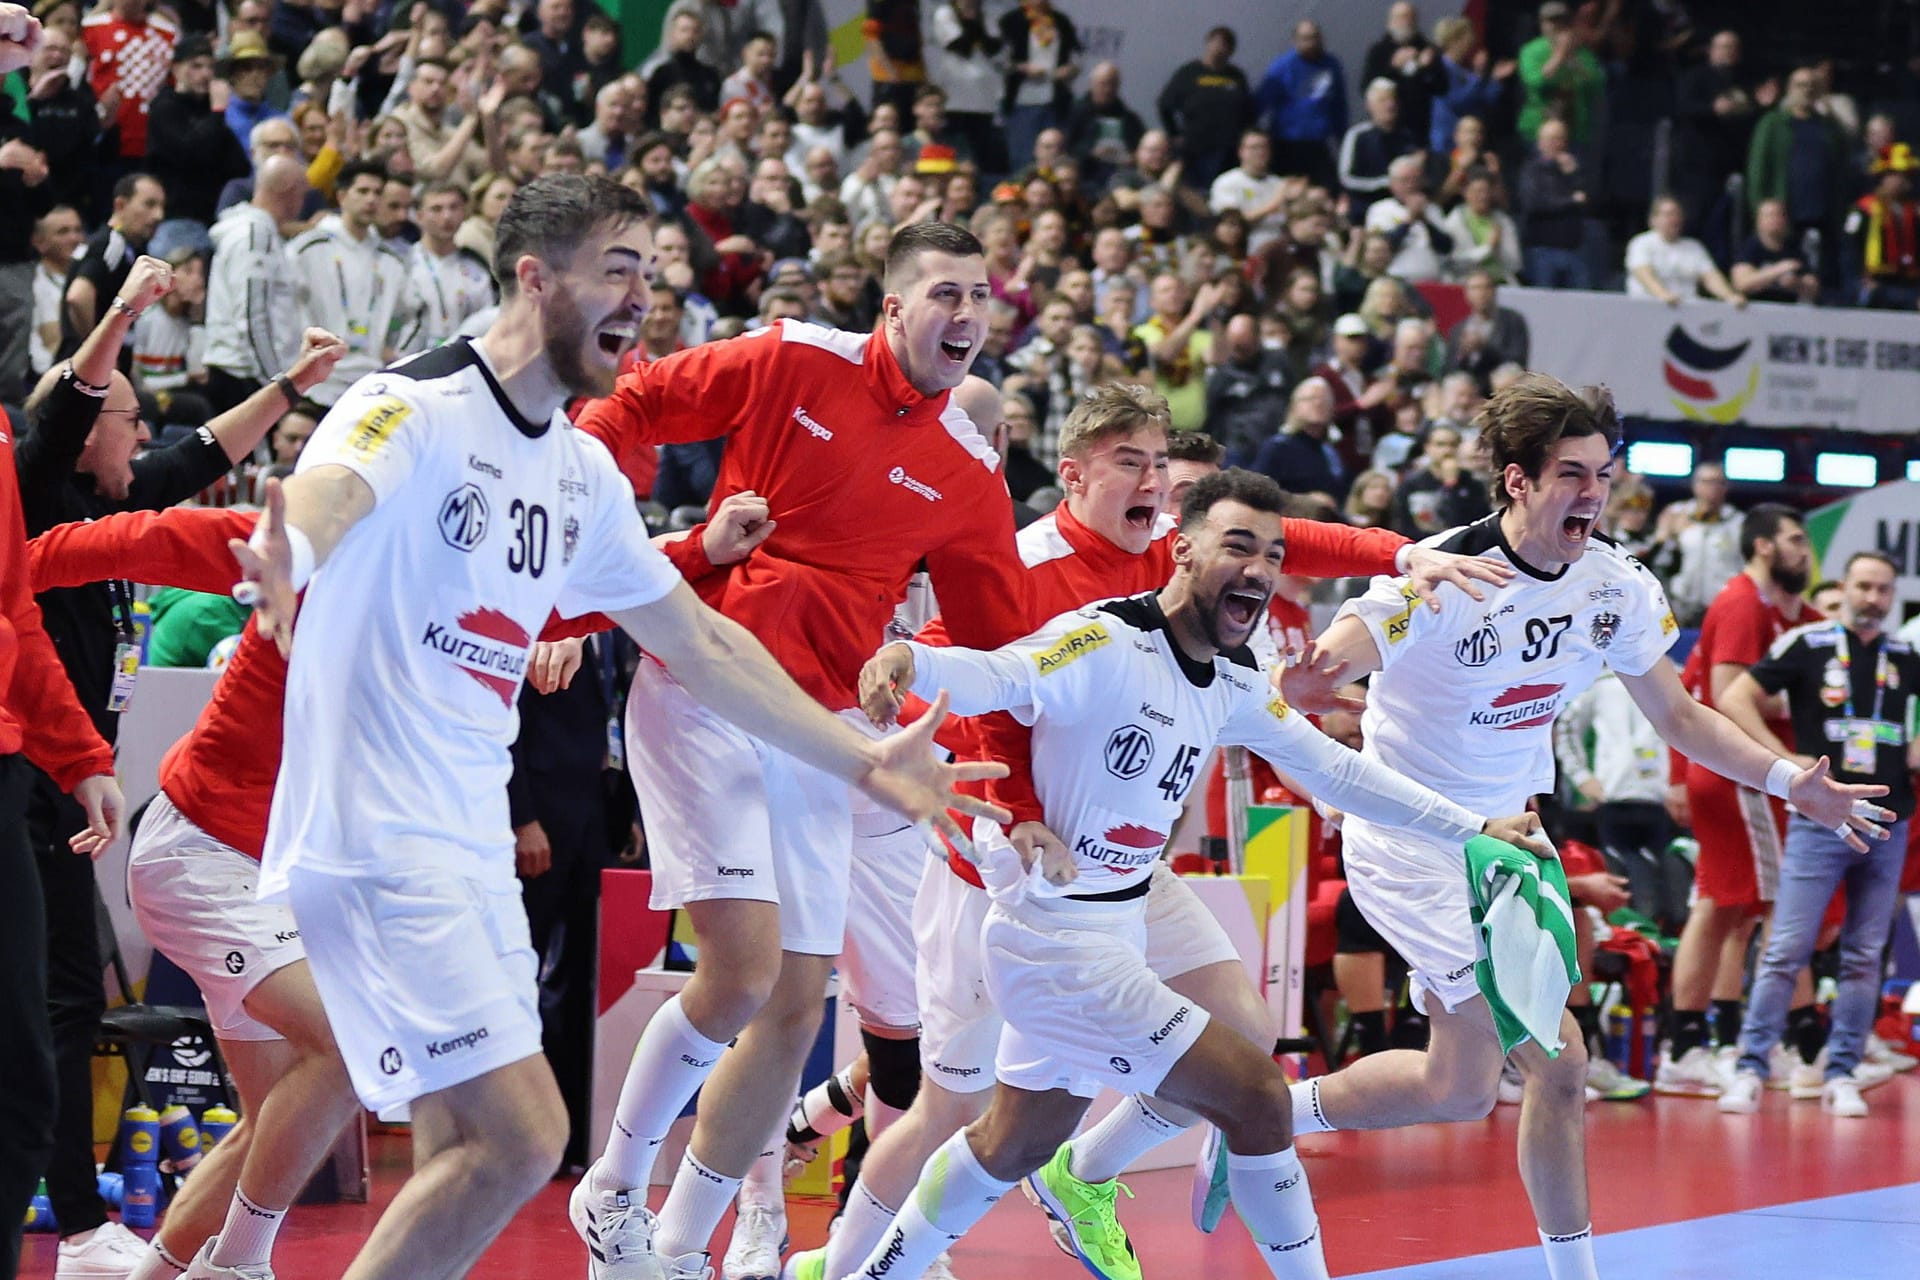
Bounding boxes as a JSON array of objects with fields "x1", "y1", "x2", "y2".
[
  {"x1": 202, "y1": 154, "x2": 307, "y2": 413},
  {"x1": 288, "y1": 159, "x2": 411, "y2": 407}
]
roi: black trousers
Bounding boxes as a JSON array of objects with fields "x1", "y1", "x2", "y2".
[
  {"x1": 202, "y1": 366, "x2": 263, "y2": 417},
  {"x1": 1595, "y1": 800, "x2": 1686, "y2": 936},
  {"x1": 1, "y1": 756, "x2": 56, "y2": 1280},
  {"x1": 28, "y1": 779, "x2": 108, "y2": 1240}
]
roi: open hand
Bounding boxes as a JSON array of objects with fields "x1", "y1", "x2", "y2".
[
  {"x1": 1404, "y1": 545, "x2": 1515, "y2": 611},
  {"x1": 1786, "y1": 756, "x2": 1893, "y2": 852},
  {"x1": 1278, "y1": 641, "x2": 1366, "y2": 715},
  {"x1": 854, "y1": 690, "x2": 1010, "y2": 854},
  {"x1": 229, "y1": 477, "x2": 300, "y2": 656}
]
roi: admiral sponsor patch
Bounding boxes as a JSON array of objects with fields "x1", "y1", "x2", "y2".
[
  {"x1": 346, "y1": 395, "x2": 410, "y2": 459},
  {"x1": 1033, "y1": 623, "x2": 1110, "y2": 673}
]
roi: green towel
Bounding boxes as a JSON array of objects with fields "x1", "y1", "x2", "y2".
[{"x1": 1464, "y1": 835, "x2": 1582, "y2": 1057}]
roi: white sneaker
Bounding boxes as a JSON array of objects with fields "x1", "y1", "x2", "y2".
[
  {"x1": 1866, "y1": 1034, "x2": 1918, "y2": 1072},
  {"x1": 1652, "y1": 1046, "x2": 1724, "y2": 1097},
  {"x1": 56, "y1": 1221, "x2": 150, "y2": 1279},
  {"x1": 1766, "y1": 1042, "x2": 1802, "y2": 1090},
  {"x1": 570, "y1": 1160, "x2": 664, "y2": 1280},
  {"x1": 721, "y1": 1204, "x2": 787, "y2": 1280},
  {"x1": 1712, "y1": 1044, "x2": 1740, "y2": 1084},
  {"x1": 1585, "y1": 1056, "x2": 1651, "y2": 1101},
  {"x1": 182, "y1": 1239, "x2": 275, "y2": 1280},
  {"x1": 1496, "y1": 1061, "x2": 1524, "y2": 1105},
  {"x1": 1821, "y1": 1075, "x2": 1870, "y2": 1118},
  {"x1": 1717, "y1": 1068, "x2": 1764, "y2": 1114},
  {"x1": 1789, "y1": 1050, "x2": 1894, "y2": 1099},
  {"x1": 664, "y1": 1252, "x2": 712, "y2": 1280}
]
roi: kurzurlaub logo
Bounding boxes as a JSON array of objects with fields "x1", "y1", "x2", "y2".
[{"x1": 1662, "y1": 324, "x2": 1758, "y2": 424}]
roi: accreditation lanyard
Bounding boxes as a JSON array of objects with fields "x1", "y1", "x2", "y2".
[
  {"x1": 1833, "y1": 628, "x2": 1891, "y2": 773},
  {"x1": 106, "y1": 578, "x2": 139, "y2": 712}
]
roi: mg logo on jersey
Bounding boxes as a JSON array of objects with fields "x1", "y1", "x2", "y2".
[
  {"x1": 792, "y1": 404, "x2": 834, "y2": 440},
  {"x1": 1455, "y1": 619, "x2": 1501, "y2": 668},
  {"x1": 438, "y1": 484, "x2": 490, "y2": 551},
  {"x1": 1470, "y1": 682, "x2": 1565, "y2": 731},
  {"x1": 887, "y1": 465, "x2": 942, "y2": 502},
  {"x1": 1104, "y1": 724, "x2": 1156, "y2": 779},
  {"x1": 420, "y1": 607, "x2": 530, "y2": 706}
]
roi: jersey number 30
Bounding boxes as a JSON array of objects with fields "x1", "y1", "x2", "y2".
[
  {"x1": 1157, "y1": 744, "x2": 1201, "y2": 802},
  {"x1": 508, "y1": 501, "x2": 548, "y2": 578}
]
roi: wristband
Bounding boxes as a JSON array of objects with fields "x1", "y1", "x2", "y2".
[
  {"x1": 63, "y1": 360, "x2": 108, "y2": 397},
  {"x1": 109, "y1": 295, "x2": 141, "y2": 320},
  {"x1": 1394, "y1": 543, "x2": 1412, "y2": 575},
  {"x1": 273, "y1": 374, "x2": 301, "y2": 410},
  {"x1": 1764, "y1": 757, "x2": 1797, "y2": 800},
  {"x1": 238, "y1": 523, "x2": 316, "y2": 601}
]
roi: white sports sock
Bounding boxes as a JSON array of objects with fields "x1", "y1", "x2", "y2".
[
  {"x1": 738, "y1": 1146, "x2": 784, "y2": 1213},
  {"x1": 1539, "y1": 1226, "x2": 1600, "y2": 1280},
  {"x1": 654, "y1": 1151, "x2": 742, "y2": 1260},
  {"x1": 1288, "y1": 1078, "x2": 1336, "y2": 1136},
  {"x1": 206, "y1": 1189, "x2": 286, "y2": 1267},
  {"x1": 854, "y1": 1134, "x2": 1009, "y2": 1280},
  {"x1": 600, "y1": 995, "x2": 729, "y2": 1191},
  {"x1": 1227, "y1": 1147, "x2": 1328, "y2": 1279},
  {"x1": 791, "y1": 1065, "x2": 864, "y2": 1143},
  {"x1": 822, "y1": 1179, "x2": 899, "y2": 1280},
  {"x1": 863, "y1": 1088, "x2": 906, "y2": 1141},
  {"x1": 1068, "y1": 1097, "x2": 1189, "y2": 1183},
  {"x1": 127, "y1": 1241, "x2": 189, "y2": 1280}
]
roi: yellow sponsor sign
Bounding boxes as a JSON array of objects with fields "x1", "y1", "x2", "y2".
[
  {"x1": 1382, "y1": 581, "x2": 1422, "y2": 645},
  {"x1": 1032, "y1": 622, "x2": 1111, "y2": 674},
  {"x1": 1660, "y1": 611, "x2": 1678, "y2": 636},
  {"x1": 347, "y1": 395, "x2": 411, "y2": 459},
  {"x1": 1266, "y1": 695, "x2": 1291, "y2": 721}
]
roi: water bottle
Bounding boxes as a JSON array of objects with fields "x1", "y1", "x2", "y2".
[
  {"x1": 120, "y1": 1105, "x2": 162, "y2": 1229},
  {"x1": 200, "y1": 1105, "x2": 238, "y2": 1149},
  {"x1": 158, "y1": 1103, "x2": 202, "y2": 1173},
  {"x1": 1607, "y1": 1004, "x2": 1633, "y2": 1071},
  {"x1": 97, "y1": 1171, "x2": 124, "y2": 1209},
  {"x1": 24, "y1": 1178, "x2": 56, "y2": 1232}
]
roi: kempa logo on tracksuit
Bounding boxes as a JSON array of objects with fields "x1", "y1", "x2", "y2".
[{"x1": 424, "y1": 1027, "x2": 490, "y2": 1058}]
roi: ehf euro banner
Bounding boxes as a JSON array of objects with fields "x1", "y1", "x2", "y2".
[{"x1": 1498, "y1": 287, "x2": 1920, "y2": 432}]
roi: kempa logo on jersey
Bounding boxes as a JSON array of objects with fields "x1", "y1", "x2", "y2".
[
  {"x1": 929, "y1": 1061, "x2": 982, "y2": 1077},
  {"x1": 1470, "y1": 682, "x2": 1565, "y2": 731},
  {"x1": 792, "y1": 404, "x2": 833, "y2": 440},
  {"x1": 421, "y1": 608, "x2": 530, "y2": 706},
  {"x1": 467, "y1": 454, "x2": 501, "y2": 479},
  {"x1": 1138, "y1": 702, "x2": 1173, "y2": 727},
  {"x1": 1033, "y1": 623, "x2": 1110, "y2": 674},
  {"x1": 424, "y1": 1027, "x2": 489, "y2": 1059},
  {"x1": 1148, "y1": 1006, "x2": 1191, "y2": 1045},
  {"x1": 887, "y1": 465, "x2": 942, "y2": 501},
  {"x1": 715, "y1": 865, "x2": 755, "y2": 877}
]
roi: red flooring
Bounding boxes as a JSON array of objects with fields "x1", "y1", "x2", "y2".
[{"x1": 20, "y1": 1077, "x2": 1919, "y2": 1278}]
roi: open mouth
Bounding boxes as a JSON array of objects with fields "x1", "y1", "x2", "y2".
[
  {"x1": 1221, "y1": 587, "x2": 1266, "y2": 629},
  {"x1": 1562, "y1": 513, "x2": 1596, "y2": 543},
  {"x1": 595, "y1": 320, "x2": 638, "y2": 361},
  {"x1": 938, "y1": 335, "x2": 974, "y2": 364},
  {"x1": 1125, "y1": 504, "x2": 1156, "y2": 532}
]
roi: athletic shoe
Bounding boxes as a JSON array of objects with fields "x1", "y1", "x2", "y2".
[
  {"x1": 1821, "y1": 1075, "x2": 1869, "y2": 1118},
  {"x1": 1712, "y1": 1043, "x2": 1740, "y2": 1084},
  {"x1": 1496, "y1": 1061, "x2": 1524, "y2": 1105},
  {"x1": 722, "y1": 1205, "x2": 787, "y2": 1280},
  {"x1": 1788, "y1": 1050, "x2": 1893, "y2": 1100},
  {"x1": 1716, "y1": 1068, "x2": 1764, "y2": 1114},
  {"x1": 570, "y1": 1161, "x2": 664, "y2": 1280},
  {"x1": 1652, "y1": 1046, "x2": 1724, "y2": 1097},
  {"x1": 777, "y1": 1249, "x2": 822, "y2": 1280},
  {"x1": 1022, "y1": 1144, "x2": 1142, "y2": 1280},
  {"x1": 1189, "y1": 1123, "x2": 1230, "y2": 1234},
  {"x1": 181, "y1": 1241, "x2": 274, "y2": 1280},
  {"x1": 1866, "y1": 1034, "x2": 1917, "y2": 1072},
  {"x1": 56, "y1": 1221, "x2": 149, "y2": 1279},
  {"x1": 664, "y1": 1252, "x2": 712, "y2": 1280},
  {"x1": 1585, "y1": 1056, "x2": 1651, "y2": 1102}
]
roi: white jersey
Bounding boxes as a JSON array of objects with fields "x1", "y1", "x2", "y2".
[
  {"x1": 1338, "y1": 514, "x2": 1678, "y2": 817},
  {"x1": 289, "y1": 214, "x2": 412, "y2": 404},
  {"x1": 904, "y1": 592, "x2": 1485, "y2": 896},
  {"x1": 204, "y1": 203, "x2": 300, "y2": 382},
  {"x1": 398, "y1": 243, "x2": 498, "y2": 353},
  {"x1": 262, "y1": 340, "x2": 679, "y2": 898}
]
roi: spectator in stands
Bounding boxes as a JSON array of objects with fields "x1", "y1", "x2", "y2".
[
  {"x1": 903, "y1": 83, "x2": 970, "y2": 167},
  {"x1": 999, "y1": 0, "x2": 1081, "y2": 177},
  {"x1": 146, "y1": 34, "x2": 251, "y2": 232},
  {"x1": 398, "y1": 182, "x2": 496, "y2": 351},
  {"x1": 218, "y1": 29, "x2": 285, "y2": 152},
  {"x1": 1625, "y1": 194, "x2": 1748, "y2": 306},
  {"x1": 1846, "y1": 142, "x2": 1920, "y2": 309},
  {"x1": 1258, "y1": 18, "x2": 1347, "y2": 188},
  {"x1": 865, "y1": 0, "x2": 928, "y2": 117},
  {"x1": 1315, "y1": 310, "x2": 1387, "y2": 438},
  {"x1": 1209, "y1": 129, "x2": 1292, "y2": 254},
  {"x1": 1365, "y1": 154, "x2": 1452, "y2": 283},
  {"x1": 656, "y1": 0, "x2": 784, "y2": 83},
  {"x1": 1109, "y1": 129, "x2": 1208, "y2": 227},
  {"x1": 1517, "y1": 1, "x2": 1603, "y2": 146},
  {"x1": 1555, "y1": 669, "x2": 1682, "y2": 935},
  {"x1": 202, "y1": 154, "x2": 305, "y2": 412},
  {"x1": 1732, "y1": 198, "x2": 1822, "y2": 304},
  {"x1": 1361, "y1": 2, "x2": 1443, "y2": 148},
  {"x1": 647, "y1": 7, "x2": 722, "y2": 116},
  {"x1": 579, "y1": 79, "x2": 639, "y2": 171},
  {"x1": 288, "y1": 160, "x2": 408, "y2": 406},
  {"x1": 456, "y1": 171, "x2": 516, "y2": 264},
  {"x1": 1746, "y1": 64, "x2": 1851, "y2": 274},
  {"x1": 1516, "y1": 115, "x2": 1593, "y2": 288},
  {"x1": 785, "y1": 64, "x2": 860, "y2": 174},
  {"x1": 524, "y1": 0, "x2": 588, "y2": 121},
  {"x1": 1339, "y1": 78, "x2": 1416, "y2": 222},
  {"x1": 18, "y1": 21, "x2": 100, "y2": 215},
  {"x1": 1125, "y1": 184, "x2": 1191, "y2": 275},
  {"x1": 1431, "y1": 112, "x2": 1503, "y2": 208},
  {"x1": 82, "y1": 0, "x2": 178, "y2": 184},
  {"x1": 839, "y1": 127, "x2": 902, "y2": 228},
  {"x1": 1428, "y1": 15, "x2": 1512, "y2": 157},
  {"x1": 1442, "y1": 170, "x2": 1522, "y2": 282},
  {"x1": 1603, "y1": 471, "x2": 1657, "y2": 560},
  {"x1": 721, "y1": 31, "x2": 779, "y2": 117},
  {"x1": 1446, "y1": 268, "x2": 1530, "y2": 390},
  {"x1": 810, "y1": 248, "x2": 873, "y2": 332},
  {"x1": 1390, "y1": 420, "x2": 1487, "y2": 534},
  {"x1": 1651, "y1": 460, "x2": 1745, "y2": 627},
  {"x1": 1134, "y1": 270, "x2": 1217, "y2": 432},
  {"x1": 27, "y1": 207, "x2": 82, "y2": 385},
  {"x1": 58, "y1": 172, "x2": 165, "y2": 361},
  {"x1": 1204, "y1": 312, "x2": 1293, "y2": 465},
  {"x1": 1066, "y1": 61, "x2": 1145, "y2": 187},
  {"x1": 395, "y1": 57, "x2": 491, "y2": 190},
  {"x1": 0, "y1": 115, "x2": 52, "y2": 409},
  {"x1": 1251, "y1": 375, "x2": 1346, "y2": 502},
  {"x1": 1345, "y1": 467, "x2": 1397, "y2": 527},
  {"x1": 1671, "y1": 30, "x2": 1768, "y2": 241},
  {"x1": 129, "y1": 244, "x2": 206, "y2": 404},
  {"x1": 996, "y1": 389, "x2": 1054, "y2": 501},
  {"x1": 926, "y1": 2, "x2": 1003, "y2": 175},
  {"x1": 1156, "y1": 26, "x2": 1254, "y2": 190},
  {"x1": 1270, "y1": 265, "x2": 1330, "y2": 382}
]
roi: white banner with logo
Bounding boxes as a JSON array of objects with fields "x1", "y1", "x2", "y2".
[
  {"x1": 1805, "y1": 480, "x2": 1920, "y2": 627},
  {"x1": 1498, "y1": 287, "x2": 1920, "y2": 433}
]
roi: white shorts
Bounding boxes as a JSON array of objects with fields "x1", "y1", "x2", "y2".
[
  {"x1": 626, "y1": 660, "x2": 862, "y2": 955},
  {"x1": 914, "y1": 859, "x2": 1238, "y2": 1093},
  {"x1": 127, "y1": 792, "x2": 305, "y2": 1042},
  {"x1": 840, "y1": 804, "x2": 932, "y2": 1031},
  {"x1": 983, "y1": 894, "x2": 1210, "y2": 1100},
  {"x1": 1340, "y1": 814, "x2": 1483, "y2": 1013},
  {"x1": 284, "y1": 865, "x2": 543, "y2": 1111}
]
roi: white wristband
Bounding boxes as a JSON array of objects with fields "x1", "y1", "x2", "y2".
[
  {"x1": 1764, "y1": 757, "x2": 1797, "y2": 800},
  {"x1": 243, "y1": 522, "x2": 316, "y2": 594}
]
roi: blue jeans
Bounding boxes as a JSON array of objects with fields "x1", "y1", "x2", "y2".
[
  {"x1": 1524, "y1": 245, "x2": 1591, "y2": 290},
  {"x1": 1737, "y1": 815, "x2": 1909, "y2": 1081}
]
